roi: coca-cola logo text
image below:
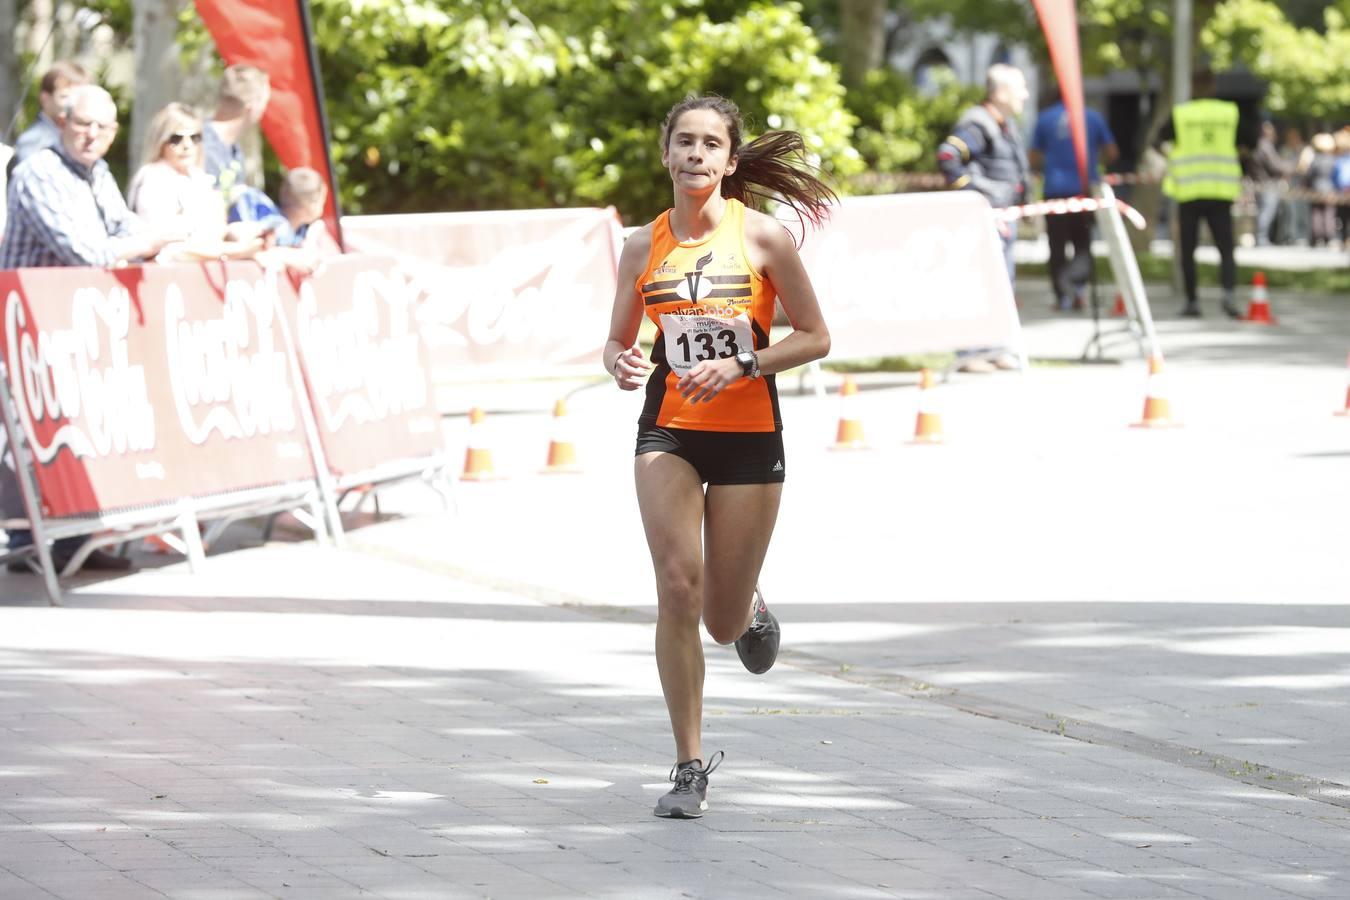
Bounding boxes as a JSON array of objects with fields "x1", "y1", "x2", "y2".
[{"x1": 5, "y1": 287, "x2": 155, "y2": 463}]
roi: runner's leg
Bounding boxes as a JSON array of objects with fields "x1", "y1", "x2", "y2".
[
  {"x1": 701, "y1": 483, "x2": 783, "y2": 645},
  {"x1": 636, "y1": 451, "x2": 708, "y2": 764}
]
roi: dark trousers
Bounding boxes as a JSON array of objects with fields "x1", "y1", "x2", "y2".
[
  {"x1": 1045, "y1": 210, "x2": 1093, "y2": 304},
  {"x1": 1178, "y1": 199, "x2": 1236, "y2": 305},
  {"x1": 1310, "y1": 203, "x2": 1337, "y2": 246}
]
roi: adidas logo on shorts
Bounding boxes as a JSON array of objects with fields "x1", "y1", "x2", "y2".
[{"x1": 772, "y1": 460, "x2": 783, "y2": 472}]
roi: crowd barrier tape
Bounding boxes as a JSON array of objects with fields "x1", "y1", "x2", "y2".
[
  {"x1": 792, "y1": 191, "x2": 1026, "y2": 366},
  {"x1": 0, "y1": 255, "x2": 448, "y2": 604},
  {"x1": 852, "y1": 171, "x2": 1350, "y2": 208},
  {"x1": 341, "y1": 208, "x2": 623, "y2": 410}
]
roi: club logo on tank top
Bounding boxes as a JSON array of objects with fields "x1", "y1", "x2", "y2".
[{"x1": 674, "y1": 251, "x2": 715, "y2": 302}]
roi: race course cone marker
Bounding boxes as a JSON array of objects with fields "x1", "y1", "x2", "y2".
[
  {"x1": 909, "y1": 368, "x2": 945, "y2": 444},
  {"x1": 461, "y1": 407, "x2": 502, "y2": 481},
  {"x1": 541, "y1": 397, "x2": 581, "y2": 474},
  {"x1": 829, "y1": 376, "x2": 869, "y2": 450},
  {"x1": 1131, "y1": 355, "x2": 1180, "y2": 428},
  {"x1": 1111, "y1": 293, "x2": 1128, "y2": 317},
  {"x1": 1244, "y1": 271, "x2": 1277, "y2": 324},
  {"x1": 1334, "y1": 352, "x2": 1350, "y2": 417}
]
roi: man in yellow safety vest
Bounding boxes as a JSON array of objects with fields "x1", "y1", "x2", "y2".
[{"x1": 1162, "y1": 74, "x2": 1244, "y2": 318}]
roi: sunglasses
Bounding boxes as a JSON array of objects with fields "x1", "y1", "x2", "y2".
[{"x1": 167, "y1": 132, "x2": 203, "y2": 147}]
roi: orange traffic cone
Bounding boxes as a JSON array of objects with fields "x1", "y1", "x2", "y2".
[
  {"x1": 144, "y1": 533, "x2": 182, "y2": 554},
  {"x1": 1131, "y1": 355, "x2": 1180, "y2": 428},
  {"x1": 461, "y1": 407, "x2": 501, "y2": 481},
  {"x1": 1244, "y1": 271, "x2": 1277, "y2": 324},
  {"x1": 541, "y1": 398, "x2": 581, "y2": 473},
  {"x1": 1335, "y1": 352, "x2": 1350, "y2": 417},
  {"x1": 910, "y1": 368, "x2": 945, "y2": 444},
  {"x1": 830, "y1": 376, "x2": 868, "y2": 450},
  {"x1": 1111, "y1": 293, "x2": 1127, "y2": 317}
]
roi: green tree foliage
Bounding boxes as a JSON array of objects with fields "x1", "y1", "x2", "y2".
[
  {"x1": 1203, "y1": 0, "x2": 1350, "y2": 120},
  {"x1": 847, "y1": 67, "x2": 982, "y2": 176},
  {"x1": 310, "y1": 0, "x2": 859, "y2": 221}
]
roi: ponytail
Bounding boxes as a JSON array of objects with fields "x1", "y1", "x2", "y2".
[{"x1": 724, "y1": 130, "x2": 837, "y2": 233}]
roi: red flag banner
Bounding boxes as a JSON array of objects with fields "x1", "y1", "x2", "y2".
[
  {"x1": 1032, "y1": 0, "x2": 1089, "y2": 193},
  {"x1": 193, "y1": 0, "x2": 341, "y2": 244}
]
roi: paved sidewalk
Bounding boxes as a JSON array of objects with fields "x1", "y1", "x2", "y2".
[{"x1": 0, "y1": 284, "x2": 1347, "y2": 899}]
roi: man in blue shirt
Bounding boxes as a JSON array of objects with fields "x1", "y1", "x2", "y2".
[
  {"x1": 11, "y1": 61, "x2": 89, "y2": 168},
  {"x1": 1031, "y1": 98, "x2": 1118, "y2": 311},
  {"x1": 202, "y1": 65, "x2": 271, "y2": 198}
]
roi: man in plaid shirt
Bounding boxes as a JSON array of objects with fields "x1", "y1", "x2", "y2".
[
  {"x1": 1, "y1": 85, "x2": 175, "y2": 268},
  {"x1": 1, "y1": 84, "x2": 177, "y2": 574}
]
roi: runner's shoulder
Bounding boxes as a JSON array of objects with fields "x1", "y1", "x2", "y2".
[{"x1": 618, "y1": 223, "x2": 655, "y2": 275}]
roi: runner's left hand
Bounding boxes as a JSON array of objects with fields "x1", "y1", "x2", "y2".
[{"x1": 678, "y1": 358, "x2": 742, "y2": 404}]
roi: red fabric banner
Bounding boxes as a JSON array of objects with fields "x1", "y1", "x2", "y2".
[
  {"x1": 1032, "y1": 0, "x2": 1089, "y2": 193},
  {"x1": 192, "y1": 0, "x2": 341, "y2": 243}
]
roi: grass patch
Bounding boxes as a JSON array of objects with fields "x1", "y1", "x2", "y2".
[{"x1": 823, "y1": 353, "x2": 954, "y2": 373}]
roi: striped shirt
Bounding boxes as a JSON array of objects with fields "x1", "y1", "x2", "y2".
[{"x1": 0, "y1": 144, "x2": 141, "y2": 269}]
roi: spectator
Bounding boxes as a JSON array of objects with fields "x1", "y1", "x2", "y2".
[
  {"x1": 1249, "y1": 121, "x2": 1293, "y2": 247},
  {"x1": 12, "y1": 60, "x2": 90, "y2": 166},
  {"x1": 203, "y1": 64, "x2": 270, "y2": 198},
  {"x1": 0, "y1": 84, "x2": 179, "y2": 574},
  {"x1": 937, "y1": 63, "x2": 1029, "y2": 372},
  {"x1": 1161, "y1": 73, "x2": 1244, "y2": 318},
  {"x1": 1279, "y1": 127, "x2": 1310, "y2": 245},
  {"x1": 1306, "y1": 132, "x2": 1337, "y2": 248},
  {"x1": 0, "y1": 142, "x2": 11, "y2": 236},
  {"x1": 1332, "y1": 128, "x2": 1350, "y2": 250},
  {"x1": 230, "y1": 168, "x2": 334, "y2": 273},
  {"x1": 1030, "y1": 94, "x2": 1119, "y2": 311},
  {"x1": 127, "y1": 102, "x2": 263, "y2": 261}
]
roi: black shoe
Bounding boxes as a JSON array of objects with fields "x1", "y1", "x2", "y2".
[
  {"x1": 6, "y1": 557, "x2": 34, "y2": 574},
  {"x1": 734, "y1": 586, "x2": 780, "y2": 675},
  {"x1": 653, "y1": 751, "x2": 723, "y2": 818},
  {"x1": 1221, "y1": 297, "x2": 1243, "y2": 319},
  {"x1": 1180, "y1": 304, "x2": 1202, "y2": 318}
]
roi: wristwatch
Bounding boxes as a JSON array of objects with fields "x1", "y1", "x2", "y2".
[{"x1": 735, "y1": 349, "x2": 760, "y2": 379}]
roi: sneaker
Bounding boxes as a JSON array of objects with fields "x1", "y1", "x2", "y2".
[
  {"x1": 1180, "y1": 304, "x2": 1202, "y2": 318},
  {"x1": 1221, "y1": 295, "x2": 1243, "y2": 319},
  {"x1": 653, "y1": 751, "x2": 723, "y2": 819},
  {"x1": 735, "y1": 586, "x2": 780, "y2": 675}
]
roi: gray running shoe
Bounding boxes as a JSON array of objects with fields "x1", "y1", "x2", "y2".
[
  {"x1": 735, "y1": 586, "x2": 780, "y2": 674},
  {"x1": 653, "y1": 751, "x2": 723, "y2": 819}
]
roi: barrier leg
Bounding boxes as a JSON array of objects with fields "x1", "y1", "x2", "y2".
[{"x1": 178, "y1": 511, "x2": 207, "y2": 573}]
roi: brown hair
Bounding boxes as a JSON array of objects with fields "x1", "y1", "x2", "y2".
[
  {"x1": 660, "y1": 94, "x2": 836, "y2": 234},
  {"x1": 218, "y1": 64, "x2": 270, "y2": 108},
  {"x1": 40, "y1": 60, "x2": 89, "y2": 95},
  {"x1": 280, "y1": 167, "x2": 327, "y2": 212}
]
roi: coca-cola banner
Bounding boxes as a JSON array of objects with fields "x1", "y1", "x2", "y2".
[
  {"x1": 287, "y1": 255, "x2": 443, "y2": 479},
  {"x1": 0, "y1": 263, "x2": 317, "y2": 517},
  {"x1": 795, "y1": 192, "x2": 1023, "y2": 359},
  {"x1": 341, "y1": 208, "x2": 622, "y2": 389}
]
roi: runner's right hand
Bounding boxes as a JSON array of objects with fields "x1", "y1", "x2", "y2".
[{"x1": 613, "y1": 346, "x2": 652, "y2": 391}]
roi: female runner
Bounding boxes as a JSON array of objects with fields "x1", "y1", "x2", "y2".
[{"x1": 603, "y1": 95, "x2": 834, "y2": 818}]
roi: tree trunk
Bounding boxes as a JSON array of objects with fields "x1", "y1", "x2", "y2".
[
  {"x1": 839, "y1": 0, "x2": 886, "y2": 90},
  {"x1": 131, "y1": 0, "x2": 185, "y2": 171},
  {"x1": 0, "y1": 0, "x2": 19, "y2": 146}
]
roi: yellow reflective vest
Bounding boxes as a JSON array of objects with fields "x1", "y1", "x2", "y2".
[{"x1": 1163, "y1": 99, "x2": 1242, "y2": 202}]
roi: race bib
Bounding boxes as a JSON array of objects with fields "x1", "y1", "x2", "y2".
[{"x1": 659, "y1": 312, "x2": 754, "y2": 377}]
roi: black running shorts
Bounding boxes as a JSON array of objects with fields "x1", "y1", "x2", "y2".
[{"x1": 635, "y1": 426, "x2": 786, "y2": 485}]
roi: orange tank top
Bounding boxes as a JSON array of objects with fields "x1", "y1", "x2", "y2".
[{"x1": 637, "y1": 199, "x2": 780, "y2": 432}]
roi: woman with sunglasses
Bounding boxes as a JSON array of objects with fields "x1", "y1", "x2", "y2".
[{"x1": 127, "y1": 103, "x2": 261, "y2": 259}]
